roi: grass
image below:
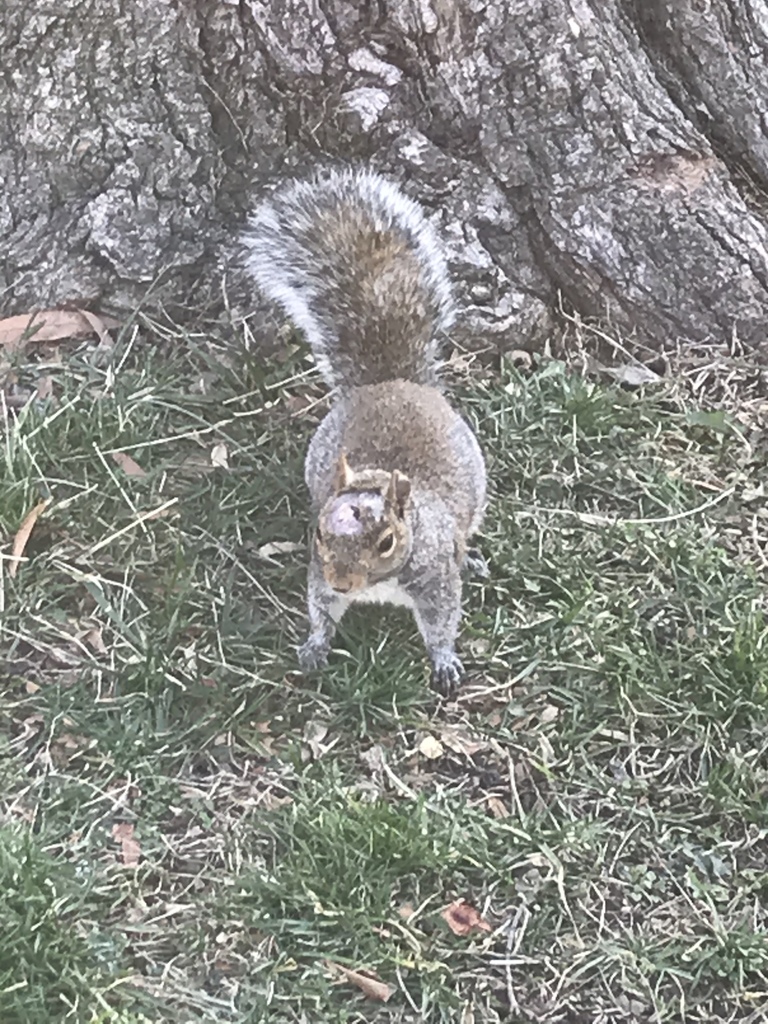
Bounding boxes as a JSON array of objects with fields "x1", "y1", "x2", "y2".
[{"x1": 1, "y1": 315, "x2": 768, "y2": 1022}]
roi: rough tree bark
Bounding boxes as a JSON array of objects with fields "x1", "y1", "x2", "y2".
[{"x1": 3, "y1": 0, "x2": 768, "y2": 360}]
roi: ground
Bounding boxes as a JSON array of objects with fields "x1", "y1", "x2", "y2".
[{"x1": 1, "y1": 316, "x2": 768, "y2": 1023}]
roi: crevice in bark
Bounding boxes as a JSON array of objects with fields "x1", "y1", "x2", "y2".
[{"x1": 627, "y1": 0, "x2": 768, "y2": 200}]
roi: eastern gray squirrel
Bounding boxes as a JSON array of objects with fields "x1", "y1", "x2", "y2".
[{"x1": 243, "y1": 168, "x2": 487, "y2": 695}]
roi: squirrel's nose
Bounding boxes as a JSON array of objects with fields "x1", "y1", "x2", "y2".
[{"x1": 330, "y1": 571, "x2": 363, "y2": 593}]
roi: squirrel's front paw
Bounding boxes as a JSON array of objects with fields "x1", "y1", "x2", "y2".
[
  {"x1": 462, "y1": 547, "x2": 489, "y2": 579},
  {"x1": 298, "y1": 635, "x2": 330, "y2": 673},
  {"x1": 429, "y1": 649, "x2": 464, "y2": 698}
]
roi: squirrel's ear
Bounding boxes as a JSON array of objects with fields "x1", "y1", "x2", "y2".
[
  {"x1": 333, "y1": 451, "x2": 354, "y2": 492},
  {"x1": 387, "y1": 470, "x2": 411, "y2": 517}
]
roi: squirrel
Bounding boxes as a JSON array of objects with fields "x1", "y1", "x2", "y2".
[{"x1": 242, "y1": 168, "x2": 487, "y2": 696}]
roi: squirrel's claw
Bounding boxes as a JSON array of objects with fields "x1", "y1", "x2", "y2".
[
  {"x1": 429, "y1": 650, "x2": 464, "y2": 698},
  {"x1": 462, "y1": 547, "x2": 489, "y2": 579},
  {"x1": 298, "y1": 635, "x2": 330, "y2": 673}
]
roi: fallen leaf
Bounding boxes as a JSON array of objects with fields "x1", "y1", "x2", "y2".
[
  {"x1": 211, "y1": 443, "x2": 229, "y2": 468},
  {"x1": 83, "y1": 627, "x2": 107, "y2": 654},
  {"x1": 324, "y1": 960, "x2": 393, "y2": 1002},
  {"x1": 78, "y1": 309, "x2": 117, "y2": 347},
  {"x1": 248, "y1": 719, "x2": 276, "y2": 754},
  {"x1": 303, "y1": 720, "x2": 338, "y2": 760},
  {"x1": 441, "y1": 899, "x2": 492, "y2": 937},
  {"x1": 52, "y1": 733, "x2": 90, "y2": 765},
  {"x1": 539, "y1": 704, "x2": 560, "y2": 724},
  {"x1": 111, "y1": 452, "x2": 148, "y2": 478},
  {"x1": 0, "y1": 309, "x2": 118, "y2": 355},
  {"x1": 8, "y1": 497, "x2": 52, "y2": 578},
  {"x1": 397, "y1": 902, "x2": 416, "y2": 920},
  {"x1": 439, "y1": 726, "x2": 486, "y2": 757},
  {"x1": 24, "y1": 680, "x2": 41, "y2": 694},
  {"x1": 112, "y1": 821, "x2": 141, "y2": 867},
  {"x1": 418, "y1": 735, "x2": 444, "y2": 760},
  {"x1": 486, "y1": 796, "x2": 510, "y2": 819},
  {"x1": 359, "y1": 744, "x2": 387, "y2": 774}
]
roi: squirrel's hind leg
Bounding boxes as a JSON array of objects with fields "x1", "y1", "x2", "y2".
[{"x1": 298, "y1": 561, "x2": 347, "y2": 672}]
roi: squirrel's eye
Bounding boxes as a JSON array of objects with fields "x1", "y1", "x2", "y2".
[
  {"x1": 378, "y1": 532, "x2": 396, "y2": 556},
  {"x1": 315, "y1": 525, "x2": 323, "y2": 544}
]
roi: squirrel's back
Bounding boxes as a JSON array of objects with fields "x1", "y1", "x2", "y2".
[
  {"x1": 305, "y1": 378, "x2": 486, "y2": 532},
  {"x1": 242, "y1": 168, "x2": 454, "y2": 389}
]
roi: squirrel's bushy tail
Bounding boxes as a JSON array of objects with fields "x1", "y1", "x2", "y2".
[{"x1": 242, "y1": 168, "x2": 454, "y2": 389}]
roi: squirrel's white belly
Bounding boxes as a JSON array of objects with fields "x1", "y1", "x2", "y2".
[{"x1": 350, "y1": 578, "x2": 415, "y2": 609}]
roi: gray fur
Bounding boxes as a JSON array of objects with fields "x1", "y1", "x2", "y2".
[{"x1": 242, "y1": 168, "x2": 454, "y2": 388}]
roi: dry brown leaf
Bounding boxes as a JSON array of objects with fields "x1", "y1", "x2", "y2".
[
  {"x1": 55, "y1": 732, "x2": 89, "y2": 758},
  {"x1": 441, "y1": 899, "x2": 493, "y2": 937},
  {"x1": 486, "y1": 796, "x2": 510, "y2": 819},
  {"x1": 8, "y1": 497, "x2": 52, "y2": 578},
  {"x1": 418, "y1": 735, "x2": 444, "y2": 760},
  {"x1": 396, "y1": 902, "x2": 416, "y2": 920},
  {"x1": 324, "y1": 960, "x2": 393, "y2": 1002},
  {"x1": 78, "y1": 309, "x2": 117, "y2": 347},
  {"x1": 250, "y1": 719, "x2": 276, "y2": 755},
  {"x1": 111, "y1": 451, "x2": 148, "y2": 478},
  {"x1": 438, "y1": 726, "x2": 486, "y2": 757},
  {"x1": 0, "y1": 309, "x2": 118, "y2": 355},
  {"x1": 58, "y1": 732, "x2": 77, "y2": 749},
  {"x1": 112, "y1": 821, "x2": 141, "y2": 866},
  {"x1": 24, "y1": 680, "x2": 41, "y2": 694},
  {"x1": 83, "y1": 627, "x2": 107, "y2": 654}
]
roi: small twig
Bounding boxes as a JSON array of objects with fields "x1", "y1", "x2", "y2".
[
  {"x1": 501, "y1": 901, "x2": 531, "y2": 1015},
  {"x1": 517, "y1": 485, "x2": 735, "y2": 528},
  {"x1": 87, "y1": 497, "x2": 178, "y2": 555},
  {"x1": 458, "y1": 658, "x2": 540, "y2": 701}
]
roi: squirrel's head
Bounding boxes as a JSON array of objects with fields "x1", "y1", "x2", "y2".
[{"x1": 315, "y1": 453, "x2": 412, "y2": 594}]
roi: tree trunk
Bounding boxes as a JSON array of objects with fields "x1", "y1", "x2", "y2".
[{"x1": 3, "y1": 0, "x2": 768, "y2": 360}]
